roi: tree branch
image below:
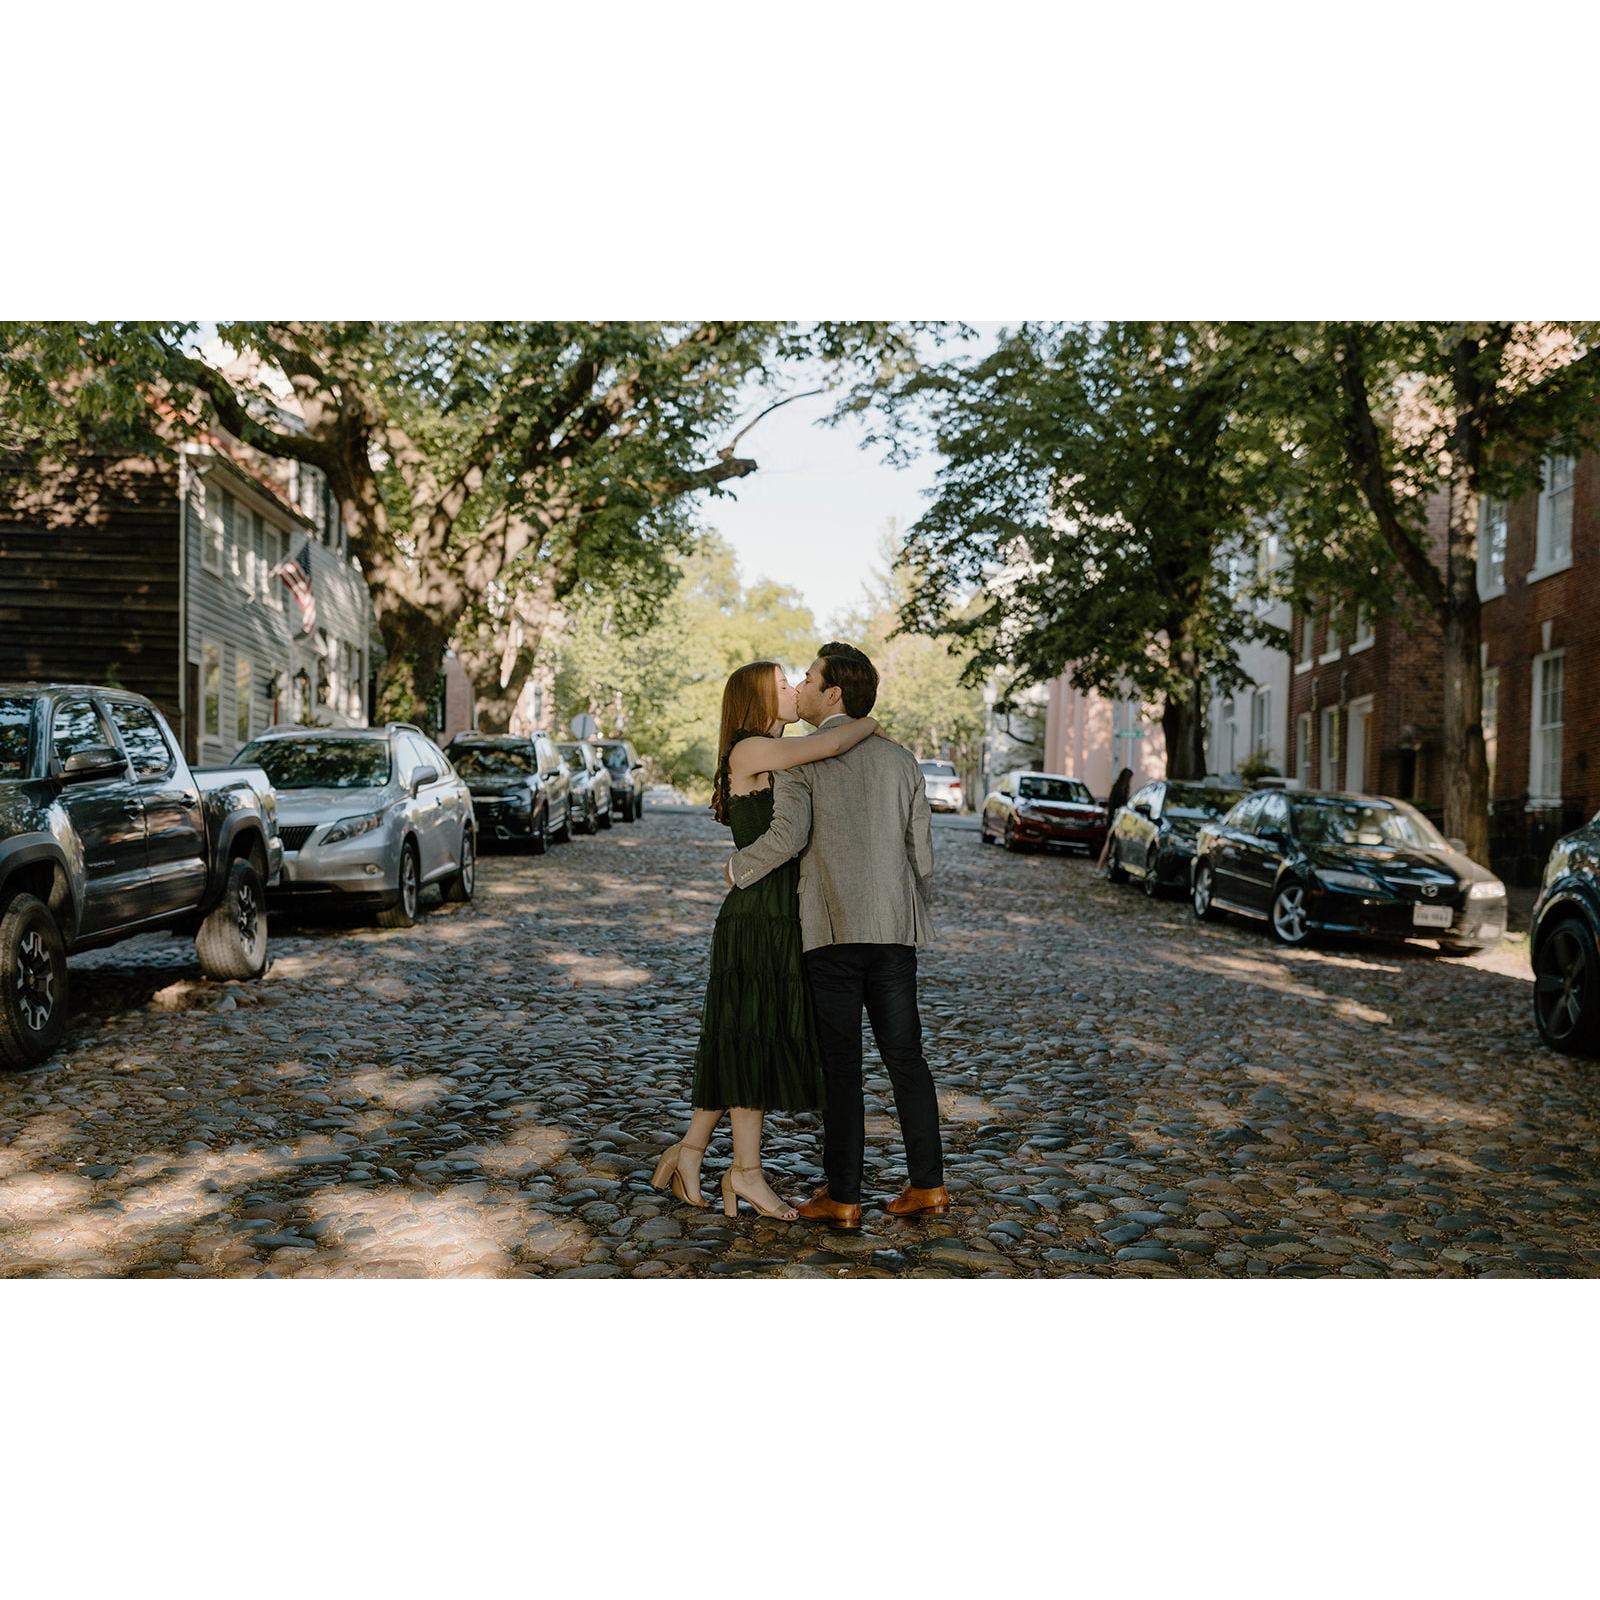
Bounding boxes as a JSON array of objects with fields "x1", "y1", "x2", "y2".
[
  {"x1": 165, "y1": 347, "x2": 338, "y2": 472},
  {"x1": 1332, "y1": 326, "x2": 1447, "y2": 611}
]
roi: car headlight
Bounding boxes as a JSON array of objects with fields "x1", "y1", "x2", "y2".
[
  {"x1": 1467, "y1": 879, "x2": 1505, "y2": 900},
  {"x1": 322, "y1": 811, "x2": 385, "y2": 844},
  {"x1": 1318, "y1": 869, "x2": 1380, "y2": 892}
]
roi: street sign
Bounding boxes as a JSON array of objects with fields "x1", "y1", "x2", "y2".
[
  {"x1": 570, "y1": 712, "x2": 598, "y2": 739},
  {"x1": 1112, "y1": 728, "x2": 1146, "y2": 740}
]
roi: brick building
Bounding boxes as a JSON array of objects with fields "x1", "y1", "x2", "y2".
[
  {"x1": 1287, "y1": 491, "x2": 1450, "y2": 809},
  {"x1": 1478, "y1": 447, "x2": 1598, "y2": 879}
]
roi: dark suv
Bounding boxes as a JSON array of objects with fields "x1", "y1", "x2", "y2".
[
  {"x1": 0, "y1": 685, "x2": 282, "y2": 1067},
  {"x1": 447, "y1": 733, "x2": 573, "y2": 852},
  {"x1": 592, "y1": 738, "x2": 645, "y2": 822},
  {"x1": 1530, "y1": 814, "x2": 1600, "y2": 1057}
]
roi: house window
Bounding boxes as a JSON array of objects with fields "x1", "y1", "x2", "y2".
[
  {"x1": 1250, "y1": 687, "x2": 1272, "y2": 761},
  {"x1": 1529, "y1": 651, "x2": 1565, "y2": 802},
  {"x1": 1319, "y1": 605, "x2": 1342, "y2": 664},
  {"x1": 240, "y1": 508, "x2": 258, "y2": 595},
  {"x1": 200, "y1": 481, "x2": 224, "y2": 574},
  {"x1": 264, "y1": 523, "x2": 285, "y2": 609},
  {"x1": 1295, "y1": 711, "x2": 1312, "y2": 788},
  {"x1": 1319, "y1": 704, "x2": 1341, "y2": 790},
  {"x1": 224, "y1": 492, "x2": 242, "y2": 584},
  {"x1": 1533, "y1": 456, "x2": 1575, "y2": 576},
  {"x1": 1350, "y1": 604, "x2": 1375, "y2": 653},
  {"x1": 235, "y1": 656, "x2": 252, "y2": 746},
  {"x1": 201, "y1": 642, "x2": 222, "y2": 739},
  {"x1": 1477, "y1": 497, "x2": 1507, "y2": 598},
  {"x1": 1295, "y1": 608, "x2": 1314, "y2": 673},
  {"x1": 1482, "y1": 667, "x2": 1499, "y2": 796}
]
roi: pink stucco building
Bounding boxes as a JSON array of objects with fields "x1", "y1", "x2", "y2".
[{"x1": 1042, "y1": 673, "x2": 1167, "y2": 800}]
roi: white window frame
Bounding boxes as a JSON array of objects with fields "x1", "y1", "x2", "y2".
[
  {"x1": 1349, "y1": 603, "x2": 1375, "y2": 654},
  {"x1": 200, "y1": 480, "x2": 224, "y2": 575},
  {"x1": 1295, "y1": 711, "x2": 1312, "y2": 789},
  {"x1": 1250, "y1": 686, "x2": 1272, "y2": 761},
  {"x1": 1477, "y1": 496, "x2": 1507, "y2": 599},
  {"x1": 1319, "y1": 704, "x2": 1341, "y2": 790},
  {"x1": 235, "y1": 655, "x2": 253, "y2": 746},
  {"x1": 1531, "y1": 456, "x2": 1575, "y2": 581},
  {"x1": 1295, "y1": 608, "x2": 1314, "y2": 674},
  {"x1": 1482, "y1": 665, "x2": 1499, "y2": 796},
  {"x1": 1528, "y1": 650, "x2": 1565, "y2": 803},
  {"x1": 201, "y1": 640, "x2": 222, "y2": 739},
  {"x1": 224, "y1": 491, "x2": 244, "y2": 585},
  {"x1": 1345, "y1": 695, "x2": 1373, "y2": 794},
  {"x1": 264, "y1": 522, "x2": 285, "y2": 610},
  {"x1": 1318, "y1": 606, "x2": 1342, "y2": 664}
]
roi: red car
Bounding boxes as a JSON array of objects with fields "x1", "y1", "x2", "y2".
[{"x1": 980, "y1": 770, "x2": 1109, "y2": 855}]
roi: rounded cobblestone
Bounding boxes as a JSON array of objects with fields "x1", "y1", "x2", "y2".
[{"x1": 0, "y1": 806, "x2": 1596, "y2": 1278}]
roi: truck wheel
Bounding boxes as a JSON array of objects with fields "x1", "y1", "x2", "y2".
[
  {"x1": 0, "y1": 893, "x2": 70, "y2": 1069},
  {"x1": 441, "y1": 829, "x2": 476, "y2": 903},
  {"x1": 378, "y1": 841, "x2": 421, "y2": 928},
  {"x1": 597, "y1": 799, "x2": 613, "y2": 831},
  {"x1": 529, "y1": 808, "x2": 549, "y2": 856},
  {"x1": 195, "y1": 859, "x2": 269, "y2": 981}
]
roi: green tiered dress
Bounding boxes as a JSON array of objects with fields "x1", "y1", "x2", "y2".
[{"x1": 691, "y1": 735, "x2": 827, "y2": 1113}]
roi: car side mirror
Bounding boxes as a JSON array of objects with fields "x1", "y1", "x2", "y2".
[
  {"x1": 1132, "y1": 801, "x2": 1152, "y2": 818},
  {"x1": 410, "y1": 766, "x2": 438, "y2": 795},
  {"x1": 59, "y1": 746, "x2": 127, "y2": 784}
]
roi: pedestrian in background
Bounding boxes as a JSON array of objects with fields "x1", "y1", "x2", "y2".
[{"x1": 1098, "y1": 766, "x2": 1134, "y2": 870}]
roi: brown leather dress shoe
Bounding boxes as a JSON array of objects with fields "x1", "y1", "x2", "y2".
[
  {"x1": 885, "y1": 1184, "x2": 951, "y2": 1217},
  {"x1": 795, "y1": 1186, "x2": 863, "y2": 1230}
]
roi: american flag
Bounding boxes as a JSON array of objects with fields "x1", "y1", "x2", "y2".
[{"x1": 273, "y1": 540, "x2": 316, "y2": 634}]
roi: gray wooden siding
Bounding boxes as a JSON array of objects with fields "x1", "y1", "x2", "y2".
[{"x1": 0, "y1": 455, "x2": 182, "y2": 719}]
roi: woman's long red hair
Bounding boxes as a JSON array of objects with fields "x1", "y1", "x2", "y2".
[{"x1": 710, "y1": 660, "x2": 780, "y2": 823}]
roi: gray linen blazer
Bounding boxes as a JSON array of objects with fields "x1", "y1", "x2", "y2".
[{"x1": 728, "y1": 717, "x2": 934, "y2": 952}]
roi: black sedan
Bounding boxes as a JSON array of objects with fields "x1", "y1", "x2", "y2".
[
  {"x1": 1190, "y1": 788, "x2": 1508, "y2": 952},
  {"x1": 1106, "y1": 779, "x2": 1245, "y2": 897},
  {"x1": 1530, "y1": 813, "x2": 1600, "y2": 1056},
  {"x1": 980, "y1": 771, "x2": 1108, "y2": 854}
]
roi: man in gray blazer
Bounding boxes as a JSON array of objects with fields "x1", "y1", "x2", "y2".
[{"x1": 724, "y1": 641, "x2": 947, "y2": 1230}]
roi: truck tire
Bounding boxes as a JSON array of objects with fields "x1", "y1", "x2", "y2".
[
  {"x1": 0, "y1": 893, "x2": 70, "y2": 1069},
  {"x1": 597, "y1": 799, "x2": 613, "y2": 830},
  {"x1": 440, "y1": 829, "x2": 476, "y2": 903},
  {"x1": 195, "y1": 858, "x2": 269, "y2": 981},
  {"x1": 377, "y1": 841, "x2": 421, "y2": 928}
]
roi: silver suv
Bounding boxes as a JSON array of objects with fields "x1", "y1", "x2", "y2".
[{"x1": 236, "y1": 723, "x2": 475, "y2": 927}]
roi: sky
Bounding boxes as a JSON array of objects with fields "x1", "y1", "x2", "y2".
[{"x1": 704, "y1": 324, "x2": 1006, "y2": 634}]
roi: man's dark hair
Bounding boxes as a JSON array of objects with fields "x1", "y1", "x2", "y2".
[{"x1": 816, "y1": 640, "x2": 879, "y2": 717}]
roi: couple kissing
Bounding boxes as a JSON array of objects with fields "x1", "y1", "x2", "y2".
[{"x1": 651, "y1": 641, "x2": 948, "y2": 1230}]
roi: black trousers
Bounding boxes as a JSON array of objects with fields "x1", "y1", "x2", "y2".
[{"x1": 803, "y1": 943, "x2": 943, "y2": 1204}]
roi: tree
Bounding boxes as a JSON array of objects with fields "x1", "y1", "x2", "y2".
[
  {"x1": 2, "y1": 321, "x2": 786, "y2": 725},
  {"x1": 1251, "y1": 322, "x2": 1600, "y2": 861},
  {"x1": 879, "y1": 323, "x2": 1294, "y2": 778},
  {"x1": 550, "y1": 532, "x2": 817, "y2": 797},
  {"x1": 834, "y1": 522, "x2": 986, "y2": 787}
]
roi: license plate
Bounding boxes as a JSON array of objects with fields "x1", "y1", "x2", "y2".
[{"x1": 1412, "y1": 904, "x2": 1453, "y2": 929}]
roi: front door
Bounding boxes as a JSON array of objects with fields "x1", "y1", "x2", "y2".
[
  {"x1": 106, "y1": 698, "x2": 207, "y2": 918},
  {"x1": 1345, "y1": 697, "x2": 1373, "y2": 794},
  {"x1": 49, "y1": 697, "x2": 148, "y2": 933},
  {"x1": 1235, "y1": 791, "x2": 1292, "y2": 911}
]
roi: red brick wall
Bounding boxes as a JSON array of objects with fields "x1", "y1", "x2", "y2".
[
  {"x1": 1287, "y1": 490, "x2": 1450, "y2": 803},
  {"x1": 1479, "y1": 449, "x2": 1598, "y2": 818}
]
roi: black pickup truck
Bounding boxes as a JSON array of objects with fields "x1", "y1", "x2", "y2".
[{"x1": 0, "y1": 684, "x2": 282, "y2": 1068}]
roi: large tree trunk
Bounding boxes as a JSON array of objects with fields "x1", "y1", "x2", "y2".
[
  {"x1": 364, "y1": 559, "x2": 459, "y2": 731},
  {"x1": 1441, "y1": 490, "x2": 1491, "y2": 863},
  {"x1": 1160, "y1": 677, "x2": 1206, "y2": 780},
  {"x1": 454, "y1": 574, "x2": 564, "y2": 735}
]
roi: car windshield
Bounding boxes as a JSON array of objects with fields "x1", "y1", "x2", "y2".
[
  {"x1": 1166, "y1": 785, "x2": 1244, "y2": 822},
  {"x1": 1291, "y1": 797, "x2": 1445, "y2": 850},
  {"x1": 1020, "y1": 776, "x2": 1090, "y2": 803},
  {"x1": 557, "y1": 745, "x2": 587, "y2": 771},
  {"x1": 452, "y1": 744, "x2": 536, "y2": 777},
  {"x1": 920, "y1": 761, "x2": 957, "y2": 778},
  {"x1": 600, "y1": 746, "x2": 631, "y2": 771},
  {"x1": 238, "y1": 736, "x2": 392, "y2": 789},
  {"x1": 0, "y1": 695, "x2": 35, "y2": 779}
]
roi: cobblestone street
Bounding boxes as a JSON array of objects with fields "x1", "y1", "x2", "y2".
[{"x1": 3, "y1": 806, "x2": 1598, "y2": 1278}]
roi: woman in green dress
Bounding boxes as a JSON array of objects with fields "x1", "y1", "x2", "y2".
[{"x1": 651, "y1": 659, "x2": 880, "y2": 1220}]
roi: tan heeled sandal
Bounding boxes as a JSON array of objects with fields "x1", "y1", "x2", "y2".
[
  {"x1": 650, "y1": 1140, "x2": 708, "y2": 1209},
  {"x1": 721, "y1": 1163, "x2": 799, "y2": 1222}
]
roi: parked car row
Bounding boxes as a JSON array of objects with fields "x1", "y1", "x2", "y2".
[
  {"x1": 1095, "y1": 773, "x2": 1600, "y2": 1060},
  {"x1": 0, "y1": 682, "x2": 652, "y2": 1068}
]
